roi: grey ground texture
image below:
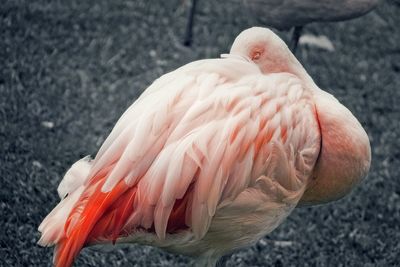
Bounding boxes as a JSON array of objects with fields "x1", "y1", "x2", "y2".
[{"x1": 1, "y1": 0, "x2": 400, "y2": 266}]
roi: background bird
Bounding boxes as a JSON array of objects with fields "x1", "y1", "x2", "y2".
[
  {"x1": 183, "y1": 0, "x2": 381, "y2": 51},
  {"x1": 38, "y1": 27, "x2": 371, "y2": 267}
]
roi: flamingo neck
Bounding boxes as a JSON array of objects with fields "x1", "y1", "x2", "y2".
[{"x1": 286, "y1": 53, "x2": 319, "y2": 91}]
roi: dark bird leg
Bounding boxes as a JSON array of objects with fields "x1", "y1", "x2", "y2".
[
  {"x1": 183, "y1": 0, "x2": 198, "y2": 46},
  {"x1": 289, "y1": 26, "x2": 303, "y2": 53}
]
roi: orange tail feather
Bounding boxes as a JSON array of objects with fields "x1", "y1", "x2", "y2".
[
  {"x1": 53, "y1": 171, "x2": 193, "y2": 267},
  {"x1": 54, "y1": 178, "x2": 130, "y2": 267}
]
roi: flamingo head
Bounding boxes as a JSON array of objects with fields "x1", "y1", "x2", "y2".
[
  {"x1": 230, "y1": 27, "x2": 294, "y2": 74},
  {"x1": 231, "y1": 27, "x2": 371, "y2": 206}
]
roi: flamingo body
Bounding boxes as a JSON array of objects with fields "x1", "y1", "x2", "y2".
[{"x1": 38, "y1": 27, "x2": 371, "y2": 267}]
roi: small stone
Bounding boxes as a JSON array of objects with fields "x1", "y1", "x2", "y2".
[
  {"x1": 149, "y1": 50, "x2": 157, "y2": 57},
  {"x1": 258, "y1": 239, "x2": 267, "y2": 247},
  {"x1": 41, "y1": 121, "x2": 54, "y2": 129},
  {"x1": 273, "y1": 240, "x2": 294, "y2": 247},
  {"x1": 32, "y1": 161, "x2": 42, "y2": 168}
]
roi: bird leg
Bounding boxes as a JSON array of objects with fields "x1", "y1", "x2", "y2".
[
  {"x1": 289, "y1": 26, "x2": 303, "y2": 53},
  {"x1": 183, "y1": 0, "x2": 198, "y2": 46}
]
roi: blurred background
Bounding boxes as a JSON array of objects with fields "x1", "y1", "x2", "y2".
[{"x1": 1, "y1": 0, "x2": 399, "y2": 266}]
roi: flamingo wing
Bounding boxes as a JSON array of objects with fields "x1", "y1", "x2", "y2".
[{"x1": 39, "y1": 58, "x2": 321, "y2": 267}]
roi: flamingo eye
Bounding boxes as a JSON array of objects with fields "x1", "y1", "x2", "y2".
[
  {"x1": 251, "y1": 50, "x2": 262, "y2": 60},
  {"x1": 252, "y1": 52, "x2": 261, "y2": 60}
]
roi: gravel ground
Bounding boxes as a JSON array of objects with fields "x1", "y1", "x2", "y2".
[{"x1": 1, "y1": 0, "x2": 400, "y2": 266}]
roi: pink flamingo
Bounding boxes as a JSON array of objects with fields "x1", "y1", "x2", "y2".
[{"x1": 38, "y1": 27, "x2": 371, "y2": 267}]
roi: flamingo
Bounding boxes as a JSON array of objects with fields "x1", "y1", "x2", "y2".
[
  {"x1": 38, "y1": 27, "x2": 371, "y2": 267},
  {"x1": 183, "y1": 0, "x2": 381, "y2": 51}
]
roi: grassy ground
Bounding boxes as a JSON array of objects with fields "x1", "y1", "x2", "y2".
[{"x1": 1, "y1": 0, "x2": 400, "y2": 266}]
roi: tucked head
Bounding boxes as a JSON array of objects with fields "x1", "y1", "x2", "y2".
[{"x1": 230, "y1": 27, "x2": 293, "y2": 74}]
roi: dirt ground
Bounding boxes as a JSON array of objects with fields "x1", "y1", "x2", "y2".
[{"x1": 1, "y1": 0, "x2": 399, "y2": 266}]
